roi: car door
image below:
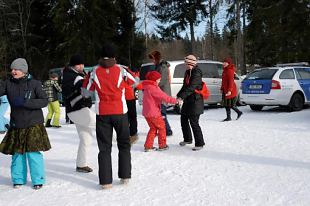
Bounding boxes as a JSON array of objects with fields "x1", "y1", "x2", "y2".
[
  {"x1": 295, "y1": 67, "x2": 310, "y2": 102},
  {"x1": 199, "y1": 63, "x2": 222, "y2": 104}
]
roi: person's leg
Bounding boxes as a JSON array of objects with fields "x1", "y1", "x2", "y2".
[
  {"x1": 161, "y1": 104, "x2": 172, "y2": 136},
  {"x1": 223, "y1": 107, "x2": 232, "y2": 121},
  {"x1": 27, "y1": 152, "x2": 45, "y2": 186},
  {"x1": 11, "y1": 153, "x2": 27, "y2": 185},
  {"x1": 75, "y1": 124, "x2": 93, "y2": 169},
  {"x1": 45, "y1": 103, "x2": 53, "y2": 127},
  {"x1": 51, "y1": 101, "x2": 61, "y2": 126},
  {"x1": 126, "y1": 100, "x2": 138, "y2": 136},
  {"x1": 180, "y1": 114, "x2": 193, "y2": 143},
  {"x1": 96, "y1": 115, "x2": 113, "y2": 185},
  {"x1": 155, "y1": 117, "x2": 167, "y2": 148},
  {"x1": 232, "y1": 106, "x2": 243, "y2": 119},
  {"x1": 112, "y1": 114, "x2": 131, "y2": 180},
  {"x1": 189, "y1": 115, "x2": 205, "y2": 147},
  {"x1": 144, "y1": 117, "x2": 158, "y2": 149}
]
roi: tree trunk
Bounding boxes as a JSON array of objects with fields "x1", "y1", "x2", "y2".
[{"x1": 189, "y1": 21, "x2": 195, "y2": 53}]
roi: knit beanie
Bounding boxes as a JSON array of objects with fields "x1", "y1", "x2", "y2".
[
  {"x1": 223, "y1": 57, "x2": 233, "y2": 65},
  {"x1": 49, "y1": 72, "x2": 59, "y2": 79},
  {"x1": 100, "y1": 43, "x2": 116, "y2": 59},
  {"x1": 145, "y1": 71, "x2": 161, "y2": 82},
  {"x1": 10, "y1": 58, "x2": 28, "y2": 73},
  {"x1": 148, "y1": 50, "x2": 161, "y2": 62},
  {"x1": 69, "y1": 54, "x2": 84, "y2": 66},
  {"x1": 184, "y1": 55, "x2": 197, "y2": 67}
]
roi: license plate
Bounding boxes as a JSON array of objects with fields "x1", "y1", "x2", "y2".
[{"x1": 249, "y1": 84, "x2": 262, "y2": 89}]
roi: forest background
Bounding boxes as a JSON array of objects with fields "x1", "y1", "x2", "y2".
[{"x1": 0, "y1": 0, "x2": 309, "y2": 79}]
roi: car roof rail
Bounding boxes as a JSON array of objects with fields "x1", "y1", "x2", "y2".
[{"x1": 276, "y1": 62, "x2": 309, "y2": 67}]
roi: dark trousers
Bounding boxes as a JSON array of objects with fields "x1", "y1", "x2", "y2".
[
  {"x1": 161, "y1": 104, "x2": 172, "y2": 135},
  {"x1": 96, "y1": 114, "x2": 131, "y2": 185},
  {"x1": 126, "y1": 99, "x2": 138, "y2": 136},
  {"x1": 181, "y1": 114, "x2": 205, "y2": 147}
]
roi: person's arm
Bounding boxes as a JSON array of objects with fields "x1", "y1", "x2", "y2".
[
  {"x1": 23, "y1": 81, "x2": 48, "y2": 109},
  {"x1": 177, "y1": 70, "x2": 202, "y2": 100},
  {"x1": 53, "y1": 81, "x2": 62, "y2": 93}
]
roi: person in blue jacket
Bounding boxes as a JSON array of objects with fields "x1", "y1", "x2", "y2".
[
  {"x1": 0, "y1": 94, "x2": 10, "y2": 133},
  {"x1": 0, "y1": 58, "x2": 51, "y2": 189}
]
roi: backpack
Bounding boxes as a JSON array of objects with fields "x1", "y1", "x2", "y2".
[{"x1": 195, "y1": 81, "x2": 210, "y2": 100}]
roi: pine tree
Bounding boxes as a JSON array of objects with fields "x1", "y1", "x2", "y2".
[{"x1": 150, "y1": 0, "x2": 208, "y2": 53}]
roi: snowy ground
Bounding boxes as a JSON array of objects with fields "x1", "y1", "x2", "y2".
[{"x1": 0, "y1": 104, "x2": 310, "y2": 206}]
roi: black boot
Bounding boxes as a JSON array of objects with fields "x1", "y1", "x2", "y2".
[
  {"x1": 222, "y1": 107, "x2": 232, "y2": 122},
  {"x1": 232, "y1": 106, "x2": 243, "y2": 120},
  {"x1": 45, "y1": 119, "x2": 52, "y2": 127}
]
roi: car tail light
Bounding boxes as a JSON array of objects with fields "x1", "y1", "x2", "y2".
[{"x1": 271, "y1": 80, "x2": 281, "y2": 89}]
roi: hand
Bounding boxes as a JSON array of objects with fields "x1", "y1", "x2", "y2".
[
  {"x1": 12, "y1": 96, "x2": 25, "y2": 107},
  {"x1": 225, "y1": 91, "x2": 231, "y2": 96},
  {"x1": 177, "y1": 98, "x2": 183, "y2": 106}
]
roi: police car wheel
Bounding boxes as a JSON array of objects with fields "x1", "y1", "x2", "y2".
[
  {"x1": 288, "y1": 93, "x2": 304, "y2": 112},
  {"x1": 249, "y1": 105, "x2": 263, "y2": 111}
]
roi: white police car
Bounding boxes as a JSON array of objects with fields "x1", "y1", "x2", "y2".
[{"x1": 240, "y1": 63, "x2": 310, "y2": 111}]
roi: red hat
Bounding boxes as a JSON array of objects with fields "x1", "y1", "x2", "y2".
[
  {"x1": 223, "y1": 57, "x2": 233, "y2": 65},
  {"x1": 145, "y1": 71, "x2": 161, "y2": 81}
]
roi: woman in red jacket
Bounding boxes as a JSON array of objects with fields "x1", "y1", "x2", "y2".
[{"x1": 221, "y1": 57, "x2": 243, "y2": 121}]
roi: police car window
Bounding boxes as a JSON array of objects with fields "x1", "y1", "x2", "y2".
[
  {"x1": 245, "y1": 69, "x2": 277, "y2": 80},
  {"x1": 295, "y1": 68, "x2": 310, "y2": 80},
  {"x1": 140, "y1": 64, "x2": 156, "y2": 80},
  {"x1": 198, "y1": 63, "x2": 221, "y2": 78},
  {"x1": 279, "y1": 69, "x2": 295, "y2": 79},
  {"x1": 173, "y1": 64, "x2": 187, "y2": 78}
]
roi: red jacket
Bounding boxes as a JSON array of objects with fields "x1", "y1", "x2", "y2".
[
  {"x1": 221, "y1": 64, "x2": 237, "y2": 99},
  {"x1": 83, "y1": 63, "x2": 136, "y2": 115},
  {"x1": 141, "y1": 80, "x2": 177, "y2": 118},
  {"x1": 121, "y1": 65, "x2": 138, "y2": 100}
]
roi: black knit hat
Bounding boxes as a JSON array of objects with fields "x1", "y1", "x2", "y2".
[
  {"x1": 69, "y1": 54, "x2": 84, "y2": 66},
  {"x1": 100, "y1": 43, "x2": 116, "y2": 59}
]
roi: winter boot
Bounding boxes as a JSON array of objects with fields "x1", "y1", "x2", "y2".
[
  {"x1": 158, "y1": 145, "x2": 169, "y2": 151},
  {"x1": 179, "y1": 141, "x2": 192, "y2": 146},
  {"x1": 102, "y1": 184, "x2": 113, "y2": 189},
  {"x1": 192, "y1": 146, "x2": 204, "y2": 151},
  {"x1": 232, "y1": 106, "x2": 243, "y2": 120},
  {"x1": 129, "y1": 134, "x2": 138, "y2": 145},
  {"x1": 222, "y1": 107, "x2": 232, "y2": 122},
  {"x1": 33, "y1": 184, "x2": 43, "y2": 190},
  {"x1": 76, "y1": 166, "x2": 93, "y2": 173},
  {"x1": 45, "y1": 119, "x2": 52, "y2": 128},
  {"x1": 120, "y1": 178, "x2": 130, "y2": 184}
]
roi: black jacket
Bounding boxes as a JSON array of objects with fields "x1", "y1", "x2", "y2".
[
  {"x1": 0, "y1": 74, "x2": 48, "y2": 128},
  {"x1": 177, "y1": 65, "x2": 204, "y2": 115},
  {"x1": 62, "y1": 67, "x2": 92, "y2": 113}
]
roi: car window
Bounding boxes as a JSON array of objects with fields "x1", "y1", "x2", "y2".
[
  {"x1": 295, "y1": 68, "x2": 310, "y2": 80},
  {"x1": 198, "y1": 63, "x2": 222, "y2": 78},
  {"x1": 140, "y1": 64, "x2": 156, "y2": 80},
  {"x1": 173, "y1": 64, "x2": 187, "y2": 78},
  {"x1": 173, "y1": 63, "x2": 223, "y2": 78},
  {"x1": 279, "y1": 69, "x2": 295, "y2": 79},
  {"x1": 245, "y1": 69, "x2": 278, "y2": 80}
]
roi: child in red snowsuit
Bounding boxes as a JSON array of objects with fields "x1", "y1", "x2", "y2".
[{"x1": 141, "y1": 71, "x2": 177, "y2": 151}]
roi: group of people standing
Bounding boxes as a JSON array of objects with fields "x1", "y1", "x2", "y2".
[{"x1": 0, "y1": 44, "x2": 242, "y2": 190}]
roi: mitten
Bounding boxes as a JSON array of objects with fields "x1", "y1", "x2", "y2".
[{"x1": 12, "y1": 96, "x2": 25, "y2": 107}]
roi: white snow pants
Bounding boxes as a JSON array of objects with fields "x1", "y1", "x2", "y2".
[{"x1": 68, "y1": 107, "x2": 96, "y2": 167}]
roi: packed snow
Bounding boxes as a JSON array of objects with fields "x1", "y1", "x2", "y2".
[{"x1": 0, "y1": 105, "x2": 310, "y2": 206}]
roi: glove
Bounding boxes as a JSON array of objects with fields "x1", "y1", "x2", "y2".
[{"x1": 12, "y1": 96, "x2": 25, "y2": 107}]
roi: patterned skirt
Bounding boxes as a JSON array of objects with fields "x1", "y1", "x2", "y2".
[
  {"x1": 221, "y1": 93, "x2": 238, "y2": 108},
  {"x1": 0, "y1": 124, "x2": 51, "y2": 155}
]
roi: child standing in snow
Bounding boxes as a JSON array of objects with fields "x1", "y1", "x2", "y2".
[
  {"x1": 141, "y1": 71, "x2": 178, "y2": 152},
  {"x1": 0, "y1": 58, "x2": 51, "y2": 189}
]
